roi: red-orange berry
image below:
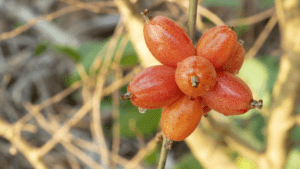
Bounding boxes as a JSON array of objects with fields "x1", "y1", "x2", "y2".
[
  {"x1": 121, "y1": 65, "x2": 184, "y2": 109},
  {"x1": 196, "y1": 25, "x2": 237, "y2": 68},
  {"x1": 160, "y1": 96, "x2": 203, "y2": 141},
  {"x1": 175, "y1": 56, "x2": 217, "y2": 97},
  {"x1": 143, "y1": 11, "x2": 196, "y2": 67},
  {"x1": 218, "y1": 41, "x2": 245, "y2": 74},
  {"x1": 202, "y1": 72, "x2": 262, "y2": 116}
]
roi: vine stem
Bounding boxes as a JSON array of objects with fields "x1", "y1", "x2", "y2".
[
  {"x1": 157, "y1": 135, "x2": 172, "y2": 169},
  {"x1": 157, "y1": 0, "x2": 198, "y2": 168},
  {"x1": 187, "y1": 0, "x2": 198, "y2": 44}
]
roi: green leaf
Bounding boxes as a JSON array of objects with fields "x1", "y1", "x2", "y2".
[
  {"x1": 34, "y1": 43, "x2": 48, "y2": 56},
  {"x1": 120, "y1": 40, "x2": 139, "y2": 66},
  {"x1": 238, "y1": 58, "x2": 271, "y2": 107},
  {"x1": 234, "y1": 25, "x2": 251, "y2": 36},
  {"x1": 258, "y1": 0, "x2": 274, "y2": 11},
  {"x1": 54, "y1": 45, "x2": 82, "y2": 62},
  {"x1": 119, "y1": 99, "x2": 161, "y2": 138},
  {"x1": 173, "y1": 153, "x2": 203, "y2": 169},
  {"x1": 65, "y1": 36, "x2": 139, "y2": 86},
  {"x1": 249, "y1": 113, "x2": 266, "y2": 143},
  {"x1": 143, "y1": 146, "x2": 159, "y2": 166},
  {"x1": 203, "y1": 0, "x2": 241, "y2": 10},
  {"x1": 231, "y1": 122, "x2": 265, "y2": 151},
  {"x1": 235, "y1": 157, "x2": 257, "y2": 169},
  {"x1": 115, "y1": 85, "x2": 160, "y2": 138},
  {"x1": 291, "y1": 126, "x2": 300, "y2": 142},
  {"x1": 287, "y1": 147, "x2": 300, "y2": 169},
  {"x1": 258, "y1": 56, "x2": 280, "y2": 93}
]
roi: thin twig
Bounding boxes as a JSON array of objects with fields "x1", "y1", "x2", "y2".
[
  {"x1": 125, "y1": 132, "x2": 162, "y2": 169},
  {"x1": 226, "y1": 7, "x2": 275, "y2": 26},
  {"x1": 187, "y1": 0, "x2": 198, "y2": 43},
  {"x1": 157, "y1": 135, "x2": 171, "y2": 169},
  {"x1": 0, "y1": 1, "x2": 114, "y2": 42},
  {"x1": 245, "y1": 13, "x2": 278, "y2": 59}
]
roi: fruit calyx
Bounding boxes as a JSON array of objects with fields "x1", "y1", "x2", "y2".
[
  {"x1": 228, "y1": 26, "x2": 234, "y2": 30},
  {"x1": 191, "y1": 76, "x2": 200, "y2": 88},
  {"x1": 249, "y1": 100, "x2": 263, "y2": 109},
  {"x1": 120, "y1": 92, "x2": 133, "y2": 100},
  {"x1": 141, "y1": 9, "x2": 152, "y2": 23}
]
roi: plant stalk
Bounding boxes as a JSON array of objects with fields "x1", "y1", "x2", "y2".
[
  {"x1": 157, "y1": 135, "x2": 172, "y2": 169},
  {"x1": 157, "y1": 0, "x2": 198, "y2": 168},
  {"x1": 187, "y1": 0, "x2": 198, "y2": 44}
]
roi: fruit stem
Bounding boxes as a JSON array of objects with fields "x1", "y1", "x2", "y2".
[
  {"x1": 238, "y1": 39, "x2": 245, "y2": 45},
  {"x1": 158, "y1": 135, "x2": 173, "y2": 169},
  {"x1": 187, "y1": 0, "x2": 198, "y2": 44},
  {"x1": 141, "y1": 9, "x2": 152, "y2": 24},
  {"x1": 228, "y1": 26, "x2": 235, "y2": 31},
  {"x1": 191, "y1": 76, "x2": 200, "y2": 88},
  {"x1": 249, "y1": 99, "x2": 263, "y2": 109},
  {"x1": 120, "y1": 92, "x2": 133, "y2": 100}
]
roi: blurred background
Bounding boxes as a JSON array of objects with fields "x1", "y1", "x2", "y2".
[{"x1": 0, "y1": 0, "x2": 299, "y2": 168}]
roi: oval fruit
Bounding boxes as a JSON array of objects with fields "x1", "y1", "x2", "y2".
[
  {"x1": 196, "y1": 25, "x2": 237, "y2": 68},
  {"x1": 202, "y1": 72, "x2": 254, "y2": 116},
  {"x1": 121, "y1": 65, "x2": 184, "y2": 109},
  {"x1": 161, "y1": 95, "x2": 203, "y2": 141},
  {"x1": 218, "y1": 41, "x2": 245, "y2": 74},
  {"x1": 175, "y1": 56, "x2": 217, "y2": 97},
  {"x1": 143, "y1": 15, "x2": 196, "y2": 67}
]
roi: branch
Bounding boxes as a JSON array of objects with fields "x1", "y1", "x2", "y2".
[
  {"x1": 114, "y1": 0, "x2": 161, "y2": 68},
  {"x1": 204, "y1": 116, "x2": 262, "y2": 162},
  {"x1": 259, "y1": 0, "x2": 300, "y2": 168},
  {"x1": 0, "y1": 119, "x2": 48, "y2": 169}
]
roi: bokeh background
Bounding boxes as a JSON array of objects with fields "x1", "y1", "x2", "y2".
[{"x1": 0, "y1": 0, "x2": 299, "y2": 168}]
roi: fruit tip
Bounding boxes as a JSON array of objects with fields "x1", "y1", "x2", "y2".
[
  {"x1": 249, "y1": 99, "x2": 263, "y2": 109},
  {"x1": 228, "y1": 26, "x2": 235, "y2": 31},
  {"x1": 141, "y1": 9, "x2": 152, "y2": 23},
  {"x1": 191, "y1": 76, "x2": 200, "y2": 88},
  {"x1": 120, "y1": 92, "x2": 133, "y2": 100}
]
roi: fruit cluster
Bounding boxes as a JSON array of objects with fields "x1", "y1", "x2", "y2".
[{"x1": 121, "y1": 10, "x2": 263, "y2": 141}]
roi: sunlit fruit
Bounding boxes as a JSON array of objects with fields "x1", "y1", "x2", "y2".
[
  {"x1": 121, "y1": 65, "x2": 184, "y2": 109},
  {"x1": 143, "y1": 10, "x2": 196, "y2": 67},
  {"x1": 175, "y1": 56, "x2": 217, "y2": 97},
  {"x1": 196, "y1": 25, "x2": 237, "y2": 68},
  {"x1": 161, "y1": 96, "x2": 203, "y2": 141}
]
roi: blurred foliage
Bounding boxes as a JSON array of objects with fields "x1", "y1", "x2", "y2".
[
  {"x1": 144, "y1": 146, "x2": 160, "y2": 167},
  {"x1": 258, "y1": 0, "x2": 274, "y2": 11},
  {"x1": 203, "y1": 0, "x2": 241, "y2": 11},
  {"x1": 229, "y1": 55, "x2": 280, "y2": 151},
  {"x1": 235, "y1": 157, "x2": 257, "y2": 169},
  {"x1": 287, "y1": 147, "x2": 300, "y2": 169},
  {"x1": 239, "y1": 56, "x2": 280, "y2": 108},
  {"x1": 54, "y1": 45, "x2": 82, "y2": 62},
  {"x1": 173, "y1": 153, "x2": 203, "y2": 169},
  {"x1": 203, "y1": 0, "x2": 274, "y2": 12},
  {"x1": 34, "y1": 42, "x2": 48, "y2": 56},
  {"x1": 46, "y1": 34, "x2": 160, "y2": 138},
  {"x1": 234, "y1": 25, "x2": 252, "y2": 37}
]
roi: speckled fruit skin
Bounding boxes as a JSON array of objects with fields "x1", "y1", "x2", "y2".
[
  {"x1": 128, "y1": 65, "x2": 184, "y2": 109},
  {"x1": 175, "y1": 56, "x2": 217, "y2": 97},
  {"x1": 161, "y1": 96, "x2": 203, "y2": 141},
  {"x1": 143, "y1": 16, "x2": 196, "y2": 67},
  {"x1": 202, "y1": 72, "x2": 253, "y2": 116},
  {"x1": 219, "y1": 42, "x2": 245, "y2": 74},
  {"x1": 196, "y1": 25, "x2": 237, "y2": 68}
]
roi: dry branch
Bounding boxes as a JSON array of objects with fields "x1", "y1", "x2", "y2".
[{"x1": 257, "y1": 0, "x2": 300, "y2": 168}]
